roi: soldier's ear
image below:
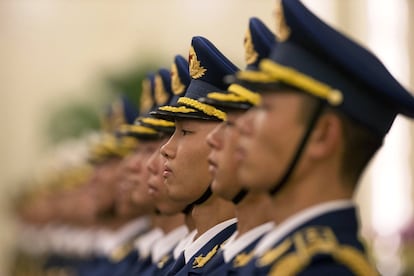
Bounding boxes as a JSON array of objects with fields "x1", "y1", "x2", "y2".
[{"x1": 306, "y1": 112, "x2": 342, "y2": 160}]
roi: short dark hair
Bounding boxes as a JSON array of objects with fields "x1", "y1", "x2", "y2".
[
  {"x1": 335, "y1": 110, "x2": 383, "y2": 185},
  {"x1": 300, "y1": 95, "x2": 383, "y2": 186}
]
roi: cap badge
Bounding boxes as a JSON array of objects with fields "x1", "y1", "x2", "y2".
[
  {"x1": 140, "y1": 78, "x2": 153, "y2": 113},
  {"x1": 244, "y1": 29, "x2": 259, "y2": 65},
  {"x1": 154, "y1": 74, "x2": 169, "y2": 105},
  {"x1": 274, "y1": 0, "x2": 291, "y2": 41},
  {"x1": 171, "y1": 62, "x2": 186, "y2": 95},
  {"x1": 189, "y1": 46, "x2": 207, "y2": 79}
]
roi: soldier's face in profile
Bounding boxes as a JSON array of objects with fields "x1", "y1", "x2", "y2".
[
  {"x1": 125, "y1": 141, "x2": 160, "y2": 213},
  {"x1": 160, "y1": 119, "x2": 218, "y2": 203},
  {"x1": 115, "y1": 151, "x2": 148, "y2": 217},
  {"x1": 91, "y1": 159, "x2": 121, "y2": 212},
  {"x1": 207, "y1": 112, "x2": 244, "y2": 200},
  {"x1": 147, "y1": 138, "x2": 188, "y2": 215},
  {"x1": 236, "y1": 92, "x2": 305, "y2": 191}
]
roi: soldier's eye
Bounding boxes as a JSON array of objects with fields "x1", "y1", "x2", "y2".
[
  {"x1": 181, "y1": 129, "x2": 192, "y2": 136},
  {"x1": 225, "y1": 121, "x2": 235, "y2": 128}
]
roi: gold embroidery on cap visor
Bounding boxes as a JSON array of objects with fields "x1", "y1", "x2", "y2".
[
  {"x1": 236, "y1": 60, "x2": 343, "y2": 106},
  {"x1": 120, "y1": 124, "x2": 158, "y2": 135},
  {"x1": 89, "y1": 133, "x2": 136, "y2": 162},
  {"x1": 171, "y1": 63, "x2": 186, "y2": 95},
  {"x1": 177, "y1": 97, "x2": 227, "y2": 121},
  {"x1": 244, "y1": 29, "x2": 259, "y2": 65},
  {"x1": 227, "y1": 84, "x2": 261, "y2": 106},
  {"x1": 207, "y1": 92, "x2": 248, "y2": 103},
  {"x1": 140, "y1": 117, "x2": 175, "y2": 127},
  {"x1": 158, "y1": 105, "x2": 197, "y2": 114},
  {"x1": 189, "y1": 46, "x2": 207, "y2": 79}
]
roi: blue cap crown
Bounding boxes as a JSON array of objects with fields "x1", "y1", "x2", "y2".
[
  {"x1": 171, "y1": 55, "x2": 191, "y2": 96},
  {"x1": 168, "y1": 55, "x2": 191, "y2": 106},
  {"x1": 154, "y1": 68, "x2": 174, "y2": 108},
  {"x1": 245, "y1": 17, "x2": 276, "y2": 70},
  {"x1": 247, "y1": 0, "x2": 414, "y2": 136},
  {"x1": 184, "y1": 36, "x2": 239, "y2": 100},
  {"x1": 102, "y1": 95, "x2": 139, "y2": 132},
  {"x1": 139, "y1": 73, "x2": 156, "y2": 116},
  {"x1": 132, "y1": 68, "x2": 175, "y2": 137},
  {"x1": 147, "y1": 55, "x2": 191, "y2": 125},
  {"x1": 200, "y1": 18, "x2": 273, "y2": 111},
  {"x1": 154, "y1": 36, "x2": 239, "y2": 121}
]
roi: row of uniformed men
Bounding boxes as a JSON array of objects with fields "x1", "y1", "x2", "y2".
[{"x1": 12, "y1": 0, "x2": 414, "y2": 275}]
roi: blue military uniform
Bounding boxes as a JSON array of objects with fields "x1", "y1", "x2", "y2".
[
  {"x1": 137, "y1": 225, "x2": 188, "y2": 276},
  {"x1": 233, "y1": 0, "x2": 414, "y2": 274},
  {"x1": 122, "y1": 228, "x2": 163, "y2": 275},
  {"x1": 196, "y1": 16, "x2": 276, "y2": 276},
  {"x1": 150, "y1": 36, "x2": 241, "y2": 275},
  {"x1": 235, "y1": 201, "x2": 377, "y2": 275},
  {"x1": 76, "y1": 217, "x2": 149, "y2": 276},
  {"x1": 169, "y1": 220, "x2": 237, "y2": 276}
]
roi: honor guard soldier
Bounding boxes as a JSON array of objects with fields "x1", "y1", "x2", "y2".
[
  {"x1": 199, "y1": 17, "x2": 277, "y2": 275},
  {"x1": 232, "y1": 0, "x2": 414, "y2": 275},
  {"x1": 77, "y1": 95, "x2": 151, "y2": 276},
  {"x1": 152, "y1": 36, "x2": 239, "y2": 275},
  {"x1": 143, "y1": 55, "x2": 198, "y2": 276},
  {"x1": 122, "y1": 67, "x2": 190, "y2": 276}
]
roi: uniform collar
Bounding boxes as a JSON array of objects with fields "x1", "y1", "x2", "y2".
[
  {"x1": 151, "y1": 225, "x2": 189, "y2": 263},
  {"x1": 222, "y1": 221, "x2": 274, "y2": 262},
  {"x1": 184, "y1": 218, "x2": 237, "y2": 263},
  {"x1": 94, "y1": 217, "x2": 150, "y2": 256},
  {"x1": 134, "y1": 227, "x2": 164, "y2": 259},
  {"x1": 254, "y1": 200, "x2": 354, "y2": 256},
  {"x1": 173, "y1": 229, "x2": 197, "y2": 260}
]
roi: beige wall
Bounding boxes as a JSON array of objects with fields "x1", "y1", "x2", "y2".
[{"x1": 1, "y1": 0, "x2": 413, "y2": 274}]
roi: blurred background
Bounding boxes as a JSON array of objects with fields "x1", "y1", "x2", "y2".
[{"x1": 1, "y1": 0, "x2": 413, "y2": 275}]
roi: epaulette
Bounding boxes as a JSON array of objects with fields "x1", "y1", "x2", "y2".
[
  {"x1": 233, "y1": 252, "x2": 254, "y2": 268},
  {"x1": 264, "y1": 226, "x2": 379, "y2": 276},
  {"x1": 109, "y1": 243, "x2": 135, "y2": 263},
  {"x1": 157, "y1": 253, "x2": 171, "y2": 269},
  {"x1": 44, "y1": 267, "x2": 76, "y2": 276}
]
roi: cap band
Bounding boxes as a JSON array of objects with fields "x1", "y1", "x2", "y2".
[
  {"x1": 140, "y1": 117, "x2": 175, "y2": 127},
  {"x1": 178, "y1": 97, "x2": 227, "y2": 121},
  {"x1": 260, "y1": 59, "x2": 343, "y2": 106},
  {"x1": 227, "y1": 84, "x2": 261, "y2": 106},
  {"x1": 122, "y1": 124, "x2": 158, "y2": 135},
  {"x1": 158, "y1": 105, "x2": 197, "y2": 114}
]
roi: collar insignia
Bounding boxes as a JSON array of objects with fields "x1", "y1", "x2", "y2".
[
  {"x1": 157, "y1": 254, "x2": 171, "y2": 269},
  {"x1": 233, "y1": 252, "x2": 254, "y2": 268},
  {"x1": 192, "y1": 245, "x2": 219, "y2": 268}
]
